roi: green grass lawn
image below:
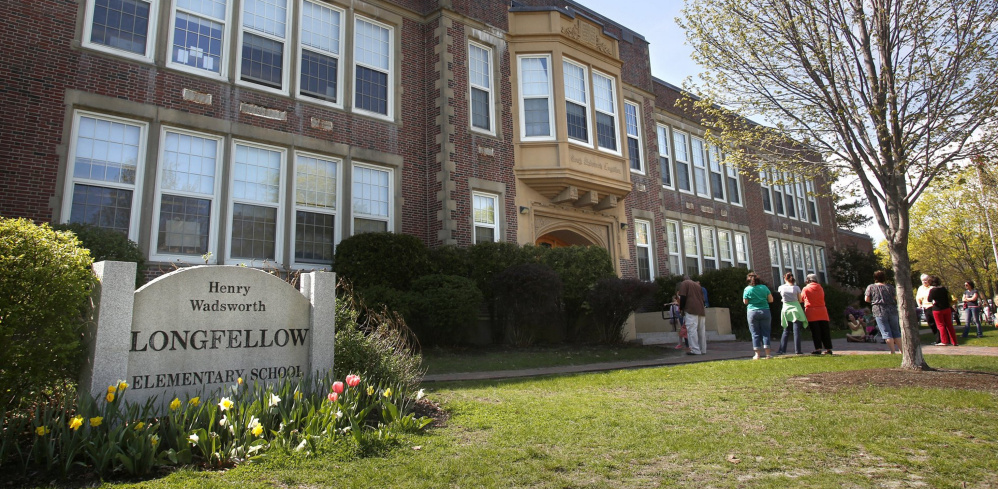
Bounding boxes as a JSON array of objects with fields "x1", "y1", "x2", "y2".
[
  {"x1": 421, "y1": 344, "x2": 675, "y2": 374},
  {"x1": 95, "y1": 354, "x2": 998, "y2": 489},
  {"x1": 920, "y1": 325, "x2": 998, "y2": 347}
]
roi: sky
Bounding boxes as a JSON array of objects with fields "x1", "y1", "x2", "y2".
[{"x1": 570, "y1": 0, "x2": 887, "y2": 245}]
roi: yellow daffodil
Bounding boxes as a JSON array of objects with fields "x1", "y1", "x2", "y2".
[
  {"x1": 133, "y1": 421, "x2": 145, "y2": 431},
  {"x1": 35, "y1": 426, "x2": 50, "y2": 436},
  {"x1": 190, "y1": 396, "x2": 201, "y2": 406},
  {"x1": 383, "y1": 387, "x2": 393, "y2": 398},
  {"x1": 294, "y1": 390, "x2": 302, "y2": 400},
  {"x1": 107, "y1": 385, "x2": 116, "y2": 394},
  {"x1": 237, "y1": 377, "x2": 243, "y2": 385},
  {"x1": 252, "y1": 424, "x2": 264, "y2": 437},
  {"x1": 367, "y1": 385, "x2": 375, "y2": 396},
  {"x1": 218, "y1": 397, "x2": 233, "y2": 411},
  {"x1": 170, "y1": 398, "x2": 181, "y2": 411},
  {"x1": 117, "y1": 380, "x2": 128, "y2": 391},
  {"x1": 90, "y1": 416, "x2": 103, "y2": 427},
  {"x1": 247, "y1": 416, "x2": 263, "y2": 437},
  {"x1": 106, "y1": 392, "x2": 115, "y2": 403},
  {"x1": 151, "y1": 435, "x2": 160, "y2": 447},
  {"x1": 68, "y1": 416, "x2": 83, "y2": 431}
]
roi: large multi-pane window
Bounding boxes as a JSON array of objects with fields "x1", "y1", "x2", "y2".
[
  {"x1": 735, "y1": 233, "x2": 750, "y2": 268},
  {"x1": 718, "y1": 230, "x2": 733, "y2": 268},
  {"x1": 469, "y1": 42, "x2": 494, "y2": 133},
  {"x1": 63, "y1": 112, "x2": 146, "y2": 241},
  {"x1": 683, "y1": 224, "x2": 700, "y2": 276},
  {"x1": 795, "y1": 179, "x2": 807, "y2": 221},
  {"x1": 293, "y1": 152, "x2": 339, "y2": 266},
  {"x1": 673, "y1": 131, "x2": 691, "y2": 192},
  {"x1": 818, "y1": 247, "x2": 828, "y2": 283},
  {"x1": 168, "y1": 0, "x2": 227, "y2": 77},
  {"x1": 84, "y1": 0, "x2": 158, "y2": 61},
  {"x1": 238, "y1": 0, "x2": 290, "y2": 92},
  {"x1": 473, "y1": 192, "x2": 499, "y2": 243},
  {"x1": 563, "y1": 60, "x2": 590, "y2": 144},
  {"x1": 634, "y1": 220, "x2": 654, "y2": 281},
  {"x1": 691, "y1": 137, "x2": 709, "y2": 197},
  {"x1": 519, "y1": 55, "x2": 553, "y2": 139},
  {"x1": 352, "y1": 163, "x2": 392, "y2": 233},
  {"x1": 726, "y1": 163, "x2": 741, "y2": 205},
  {"x1": 354, "y1": 17, "x2": 392, "y2": 117},
  {"x1": 805, "y1": 245, "x2": 816, "y2": 279},
  {"x1": 708, "y1": 145, "x2": 724, "y2": 200},
  {"x1": 783, "y1": 172, "x2": 797, "y2": 219},
  {"x1": 760, "y1": 169, "x2": 773, "y2": 213},
  {"x1": 625, "y1": 102, "x2": 643, "y2": 172},
  {"x1": 593, "y1": 72, "x2": 618, "y2": 152},
  {"x1": 806, "y1": 179, "x2": 819, "y2": 224},
  {"x1": 792, "y1": 243, "x2": 805, "y2": 284},
  {"x1": 701, "y1": 226, "x2": 717, "y2": 271},
  {"x1": 772, "y1": 169, "x2": 786, "y2": 215},
  {"x1": 666, "y1": 220, "x2": 681, "y2": 275},
  {"x1": 228, "y1": 141, "x2": 285, "y2": 263},
  {"x1": 657, "y1": 125, "x2": 672, "y2": 188},
  {"x1": 152, "y1": 128, "x2": 222, "y2": 262},
  {"x1": 298, "y1": 0, "x2": 342, "y2": 104},
  {"x1": 769, "y1": 238, "x2": 782, "y2": 284}
]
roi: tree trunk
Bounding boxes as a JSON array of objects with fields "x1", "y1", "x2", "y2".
[{"x1": 888, "y1": 240, "x2": 931, "y2": 370}]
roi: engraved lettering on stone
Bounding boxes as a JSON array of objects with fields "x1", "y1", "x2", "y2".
[
  {"x1": 478, "y1": 146, "x2": 495, "y2": 157},
  {"x1": 685, "y1": 202, "x2": 695, "y2": 210},
  {"x1": 240, "y1": 102, "x2": 287, "y2": 121},
  {"x1": 701, "y1": 205, "x2": 714, "y2": 214},
  {"x1": 561, "y1": 19, "x2": 614, "y2": 57},
  {"x1": 182, "y1": 88, "x2": 212, "y2": 105},
  {"x1": 310, "y1": 117, "x2": 334, "y2": 131},
  {"x1": 792, "y1": 226, "x2": 802, "y2": 233}
]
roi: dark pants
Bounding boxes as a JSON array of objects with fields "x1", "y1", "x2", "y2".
[
  {"x1": 922, "y1": 308, "x2": 940, "y2": 343},
  {"x1": 810, "y1": 320, "x2": 833, "y2": 351},
  {"x1": 779, "y1": 321, "x2": 803, "y2": 354}
]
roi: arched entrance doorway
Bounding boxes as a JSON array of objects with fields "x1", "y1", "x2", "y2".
[{"x1": 536, "y1": 229, "x2": 595, "y2": 248}]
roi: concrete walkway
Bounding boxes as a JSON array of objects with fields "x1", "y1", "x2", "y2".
[{"x1": 421, "y1": 330, "x2": 998, "y2": 382}]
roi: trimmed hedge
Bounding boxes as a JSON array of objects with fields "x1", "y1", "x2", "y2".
[
  {"x1": 493, "y1": 263, "x2": 563, "y2": 345},
  {"x1": 408, "y1": 274, "x2": 483, "y2": 346},
  {"x1": 537, "y1": 246, "x2": 616, "y2": 342},
  {"x1": 333, "y1": 232, "x2": 431, "y2": 290},
  {"x1": 587, "y1": 278, "x2": 657, "y2": 343}
]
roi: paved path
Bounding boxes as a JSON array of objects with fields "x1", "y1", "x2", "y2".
[{"x1": 421, "y1": 330, "x2": 998, "y2": 383}]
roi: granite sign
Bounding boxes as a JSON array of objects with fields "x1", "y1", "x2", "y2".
[{"x1": 80, "y1": 262, "x2": 335, "y2": 409}]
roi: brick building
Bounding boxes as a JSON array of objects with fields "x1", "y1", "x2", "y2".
[{"x1": 0, "y1": 0, "x2": 870, "y2": 285}]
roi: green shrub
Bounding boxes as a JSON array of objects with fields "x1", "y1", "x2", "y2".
[
  {"x1": 0, "y1": 218, "x2": 94, "y2": 409},
  {"x1": 493, "y1": 263, "x2": 563, "y2": 346},
  {"x1": 357, "y1": 285, "x2": 415, "y2": 321},
  {"x1": 537, "y1": 246, "x2": 616, "y2": 342},
  {"x1": 586, "y1": 278, "x2": 657, "y2": 344},
  {"x1": 333, "y1": 287, "x2": 424, "y2": 396},
  {"x1": 696, "y1": 267, "x2": 753, "y2": 339},
  {"x1": 408, "y1": 275, "x2": 483, "y2": 347},
  {"x1": 469, "y1": 242, "x2": 532, "y2": 341},
  {"x1": 428, "y1": 245, "x2": 472, "y2": 277},
  {"x1": 52, "y1": 222, "x2": 146, "y2": 286},
  {"x1": 822, "y1": 282, "x2": 853, "y2": 330},
  {"x1": 333, "y1": 233, "x2": 431, "y2": 290},
  {"x1": 654, "y1": 275, "x2": 685, "y2": 311}
]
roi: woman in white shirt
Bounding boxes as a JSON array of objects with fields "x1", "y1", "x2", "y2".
[{"x1": 777, "y1": 272, "x2": 808, "y2": 355}]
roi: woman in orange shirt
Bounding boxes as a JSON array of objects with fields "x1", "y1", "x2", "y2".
[{"x1": 801, "y1": 274, "x2": 833, "y2": 355}]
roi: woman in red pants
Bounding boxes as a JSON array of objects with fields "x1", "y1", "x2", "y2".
[{"x1": 927, "y1": 276, "x2": 958, "y2": 346}]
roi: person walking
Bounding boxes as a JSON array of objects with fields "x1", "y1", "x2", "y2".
[
  {"x1": 678, "y1": 275, "x2": 707, "y2": 355},
  {"x1": 801, "y1": 274, "x2": 833, "y2": 355},
  {"x1": 928, "y1": 276, "x2": 958, "y2": 346},
  {"x1": 864, "y1": 270, "x2": 901, "y2": 354},
  {"x1": 962, "y1": 280, "x2": 984, "y2": 338},
  {"x1": 916, "y1": 274, "x2": 940, "y2": 344},
  {"x1": 743, "y1": 272, "x2": 774, "y2": 359},
  {"x1": 777, "y1": 272, "x2": 807, "y2": 355}
]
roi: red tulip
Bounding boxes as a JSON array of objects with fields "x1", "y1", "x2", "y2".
[
  {"x1": 345, "y1": 374, "x2": 360, "y2": 387},
  {"x1": 327, "y1": 392, "x2": 338, "y2": 402},
  {"x1": 332, "y1": 381, "x2": 344, "y2": 394}
]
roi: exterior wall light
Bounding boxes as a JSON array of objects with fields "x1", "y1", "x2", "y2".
[
  {"x1": 519, "y1": 206, "x2": 530, "y2": 214},
  {"x1": 620, "y1": 222, "x2": 629, "y2": 230}
]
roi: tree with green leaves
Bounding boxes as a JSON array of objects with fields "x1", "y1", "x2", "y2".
[{"x1": 680, "y1": 0, "x2": 998, "y2": 370}]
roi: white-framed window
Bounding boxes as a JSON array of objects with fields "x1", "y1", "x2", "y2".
[
  {"x1": 237, "y1": 0, "x2": 291, "y2": 94},
  {"x1": 472, "y1": 192, "x2": 499, "y2": 243},
  {"x1": 691, "y1": 137, "x2": 709, "y2": 197},
  {"x1": 352, "y1": 163, "x2": 393, "y2": 233},
  {"x1": 702, "y1": 226, "x2": 717, "y2": 271},
  {"x1": 469, "y1": 42, "x2": 495, "y2": 134},
  {"x1": 760, "y1": 169, "x2": 773, "y2": 214},
  {"x1": 718, "y1": 230, "x2": 734, "y2": 268},
  {"x1": 735, "y1": 232, "x2": 750, "y2": 269},
  {"x1": 167, "y1": 0, "x2": 229, "y2": 78},
  {"x1": 769, "y1": 238, "x2": 782, "y2": 284},
  {"x1": 806, "y1": 179, "x2": 819, "y2": 224},
  {"x1": 353, "y1": 16, "x2": 394, "y2": 118},
  {"x1": 795, "y1": 179, "x2": 807, "y2": 222},
  {"x1": 150, "y1": 127, "x2": 223, "y2": 263},
  {"x1": 726, "y1": 162, "x2": 742, "y2": 206},
  {"x1": 83, "y1": 0, "x2": 158, "y2": 62},
  {"x1": 657, "y1": 124, "x2": 672, "y2": 188},
  {"x1": 805, "y1": 245, "x2": 816, "y2": 275},
  {"x1": 62, "y1": 111, "x2": 147, "y2": 242},
  {"x1": 563, "y1": 59, "x2": 591, "y2": 145},
  {"x1": 784, "y1": 172, "x2": 797, "y2": 219},
  {"x1": 297, "y1": 0, "x2": 343, "y2": 105},
  {"x1": 227, "y1": 140, "x2": 286, "y2": 265},
  {"x1": 634, "y1": 219, "x2": 654, "y2": 281},
  {"x1": 817, "y1": 247, "x2": 827, "y2": 283},
  {"x1": 292, "y1": 151, "x2": 340, "y2": 268},
  {"x1": 593, "y1": 71, "x2": 619, "y2": 153},
  {"x1": 683, "y1": 224, "x2": 700, "y2": 276},
  {"x1": 792, "y1": 243, "x2": 805, "y2": 284},
  {"x1": 772, "y1": 169, "x2": 786, "y2": 216},
  {"x1": 781, "y1": 241, "x2": 793, "y2": 278},
  {"x1": 666, "y1": 220, "x2": 681, "y2": 275},
  {"x1": 708, "y1": 145, "x2": 725, "y2": 201},
  {"x1": 673, "y1": 131, "x2": 692, "y2": 192},
  {"x1": 625, "y1": 101, "x2": 643, "y2": 173},
  {"x1": 518, "y1": 55, "x2": 554, "y2": 140}
]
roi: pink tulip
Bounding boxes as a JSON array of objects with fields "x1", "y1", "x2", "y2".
[
  {"x1": 345, "y1": 375, "x2": 360, "y2": 387},
  {"x1": 327, "y1": 392, "x2": 338, "y2": 402},
  {"x1": 332, "y1": 381, "x2": 344, "y2": 394}
]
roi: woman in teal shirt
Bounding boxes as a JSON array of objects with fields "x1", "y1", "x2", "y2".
[{"x1": 743, "y1": 272, "x2": 775, "y2": 359}]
